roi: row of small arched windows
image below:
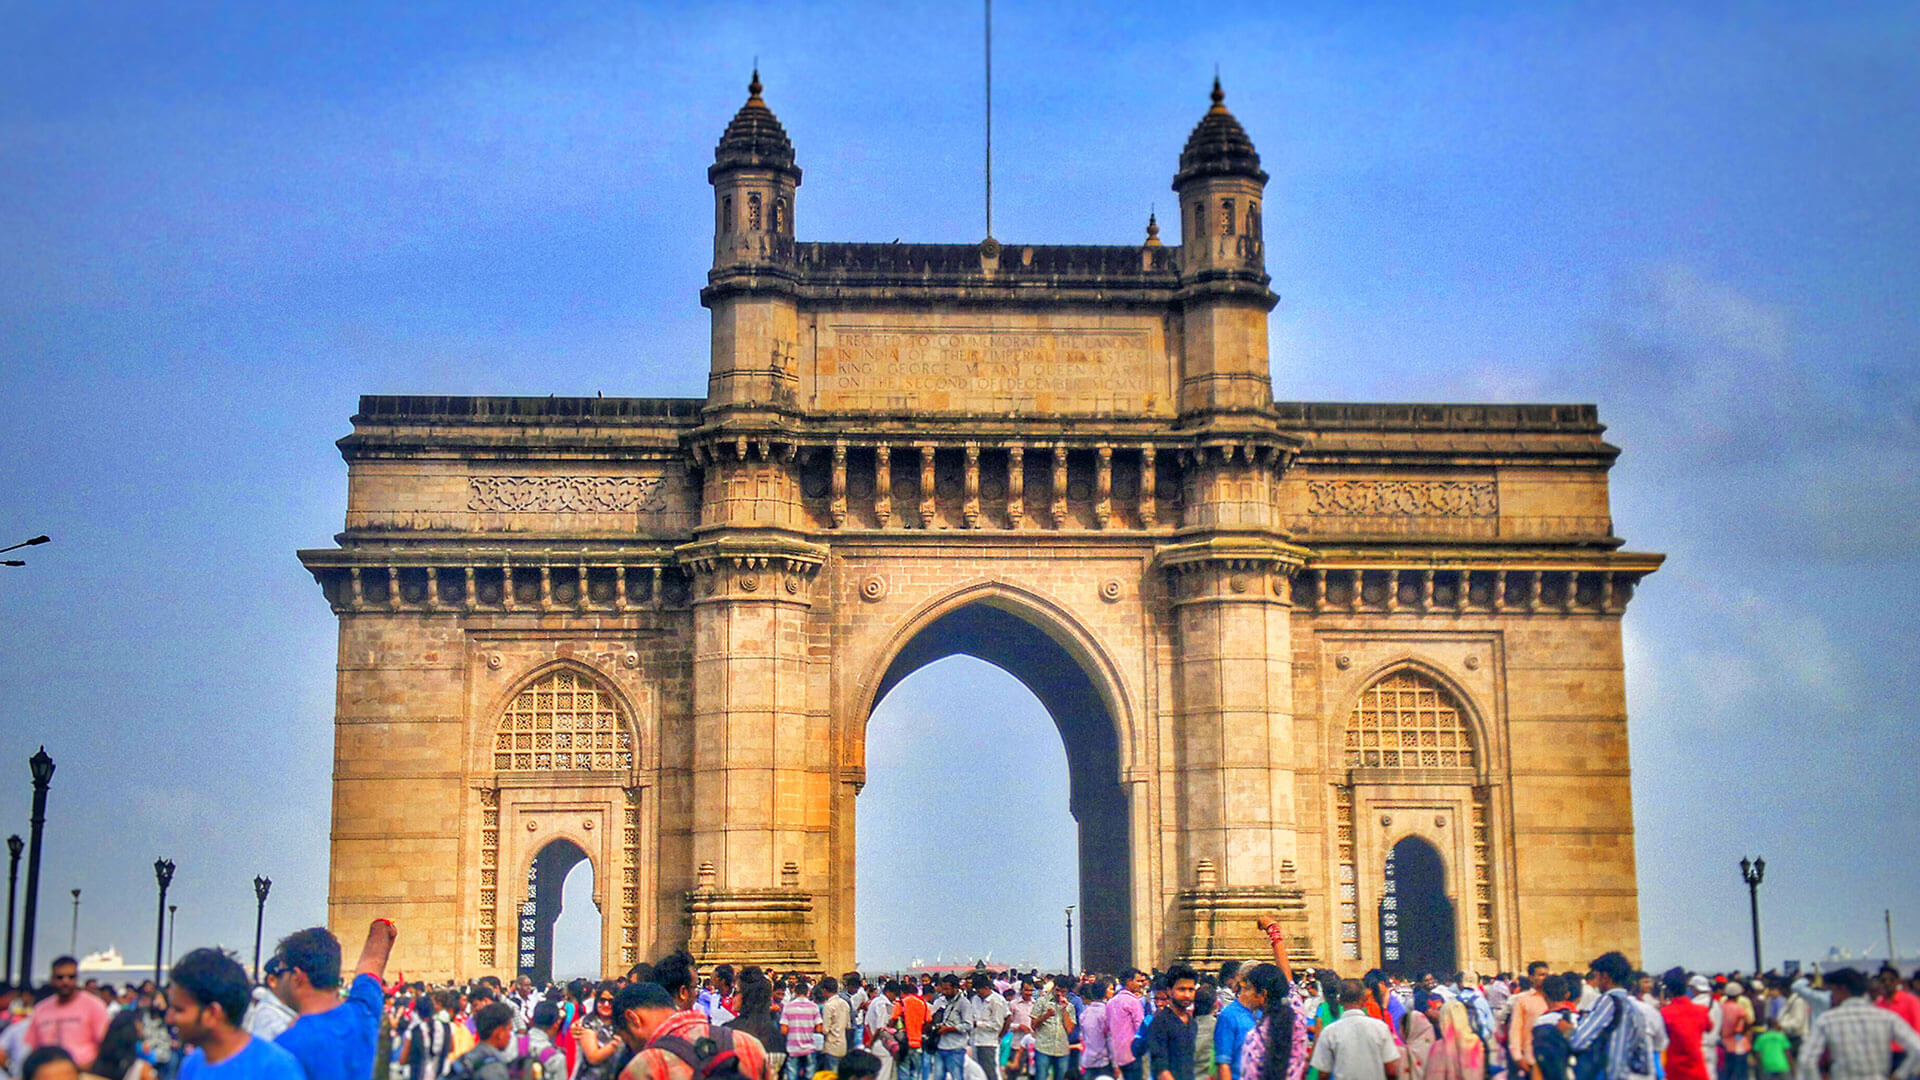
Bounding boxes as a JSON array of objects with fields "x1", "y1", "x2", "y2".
[
  {"x1": 1193, "y1": 197, "x2": 1261, "y2": 240},
  {"x1": 719, "y1": 192, "x2": 788, "y2": 235}
]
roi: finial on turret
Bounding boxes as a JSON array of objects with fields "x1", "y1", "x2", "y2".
[
  {"x1": 1144, "y1": 210, "x2": 1162, "y2": 247},
  {"x1": 749, "y1": 67, "x2": 763, "y2": 100},
  {"x1": 1210, "y1": 74, "x2": 1226, "y2": 112}
]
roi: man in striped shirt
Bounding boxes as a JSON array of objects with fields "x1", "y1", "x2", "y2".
[
  {"x1": 1568, "y1": 952, "x2": 1652, "y2": 1080},
  {"x1": 1796, "y1": 968, "x2": 1920, "y2": 1080}
]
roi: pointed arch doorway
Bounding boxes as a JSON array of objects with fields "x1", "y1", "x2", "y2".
[
  {"x1": 1380, "y1": 835, "x2": 1455, "y2": 978},
  {"x1": 857, "y1": 599, "x2": 1133, "y2": 970},
  {"x1": 520, "y1": 837, "x2": 594, "y2": 984}
]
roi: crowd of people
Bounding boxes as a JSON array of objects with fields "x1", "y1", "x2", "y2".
[{"x1": 0, "y1": 915, "x2": 1916, "y2": 1080}]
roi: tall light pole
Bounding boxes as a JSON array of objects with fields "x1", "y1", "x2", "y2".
[
  {"x1": 4, "y1": 835, "x2": 21, "y2": 984},
  {"x1": 20, "y1": 748, "x2": 55, "y2": 991},
  {"x1": 153, "y1": 858, "x2": 175, "y2": 985},
  {"x1": 69, "y1": 889, "x2": 80, "y2": 956},
  {"x1": 168, "y1": 905, "x2": 179, "y2": 969},
  {"x1": 1740, "y1": 856, "x2": 1766, "y2": 973},
  {"x1": 0, "y1": 534, "x2": 51, "y2": 568},
  {"x1": 253, "y1": 876, "x2": 272, "y2": 981},
  {"x1": 1065, "y1": 906, "x2": 1075, "y2": 974}
]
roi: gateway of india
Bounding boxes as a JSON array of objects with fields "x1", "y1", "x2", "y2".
[{"x1": 300, "y1": 73, "x2": 1661, "y2": 982}]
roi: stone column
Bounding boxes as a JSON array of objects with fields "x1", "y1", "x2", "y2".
[
  {"x1": 679, "y1": 536, "x2": 827, "y2": 971},
  {"x1": 1158, "y1": 536, "x2": 1316, "y2": 967}
]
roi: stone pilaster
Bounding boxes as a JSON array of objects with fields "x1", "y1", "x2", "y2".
[
  {"x1": 1157, "y1": 531, "x2": 1317, "y2": 964},
  {"x1": 677, "y1": 534, "x2": 828, "y2": 966}
]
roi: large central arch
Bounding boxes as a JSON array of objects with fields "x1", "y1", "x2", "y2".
[{"x1": 861, "y1": 592, "x2": 1133, "y2": 971}]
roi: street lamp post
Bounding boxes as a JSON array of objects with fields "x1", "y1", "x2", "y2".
[
  {"x1": 4, "y1": 835, "x2": 21, "y2": 984},
  {"x1": 20, "y1": 748, "x2": 55, "y2": 991},
  {"x1": 69, "y1": 889, "x2": 80, "y2": 956},
  {"x1": 0, "y1": 534, "x2": 51, "y2": 567},
  {"x1": 168, "y1": 904, "x2": 178, "y2": 970},
  {"x1": 1740, "y1": 856, "x2": 1766, "y2": 973},
  {"x1": 153, "y1": 859, "x2": 175, "y2": 985},
  {"x1": 252, "y1": 876, "x2": 272, "y2": 980},
  {"x1": 1065, "y1": 906, "x2": 1075, "y2": 975}
]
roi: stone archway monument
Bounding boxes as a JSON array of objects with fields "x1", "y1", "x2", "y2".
[{"x1": 300, "y1": 74, "x2": 1662, "y2": 979}]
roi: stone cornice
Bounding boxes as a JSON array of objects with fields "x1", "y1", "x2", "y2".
[
  {"x1": 1294, "y1": 553, "x2": 1663, "y2": 615},
  {"x1": 296, "y1": 548, "x2": 692, "y2": 614},
  {"x1": 672, "y1": 534, "x2": 828, "y2": 577},
  {"x1": 1153, "y1": 533, "x2": 1312, "y2": 575}
]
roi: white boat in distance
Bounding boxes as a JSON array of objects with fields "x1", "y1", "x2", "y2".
[{"x1": 78, "y1": 947, "x2": 150, "y2": 973}]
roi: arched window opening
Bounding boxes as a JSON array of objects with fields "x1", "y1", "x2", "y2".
[
  {"x1": 748, "y1": 192, "x2": 763, "y2": 231},
  {"x1": 494, "y1": 669, "x2": 633, "y2": 773},
  {"x1": 721, "y1": 195, "x2": 733, "y2": 234},
  {"x1": 1220, "y1": 198, "x2": 1236, "y2": 236},
  {"x1": 1246, "y1": 201, "x2": 1260, "y2": 237},
  {"x1": 1193, "y1": 201, "x2": 1206, "y2": 238},
  {"x1": 1345, "y1": 671, "x2": 1474, "y2": 770},
  {"x1": 774, "y1": 197, "x2": 788, "y2": 233}
]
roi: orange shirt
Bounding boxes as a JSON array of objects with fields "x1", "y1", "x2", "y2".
[{"x1": 902, "y1": 996, "x2": 932, "y2": 1048}]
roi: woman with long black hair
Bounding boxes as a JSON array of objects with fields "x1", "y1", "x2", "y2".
[{"x1": 1234, "y1": 916, "x2": 1312, "y2": 1080}]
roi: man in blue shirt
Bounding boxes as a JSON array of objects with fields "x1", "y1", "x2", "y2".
[
  {"x1": 270, "y1": 919, "x2": 397, "y2": 1080},
  {"x1": 1213, "y1": 974, "x2": 1259, "y2": 1080},
  {"x1": 167, "y1": 948, "x2": 304, "y2": 1079}
]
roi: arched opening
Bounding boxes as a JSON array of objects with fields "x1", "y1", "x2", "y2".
[
  {"x1": 1335, "y1": 667, "x2": 1496, "y2": 971},
  {"x1": 863, "y1": 601, "x2": 1131, "y2": 970},
  {"x1": 520, "y1": 838, "x2": 592, "y2": 984},
  {"x1": 551, "y1": 856, "x2": 603, "y2": 980},
  {"x1": 1380, "y1": 836, "x2": 1454, "y2": 978}
]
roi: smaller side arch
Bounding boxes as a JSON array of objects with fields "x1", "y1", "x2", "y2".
[{"x1": 515, "y1": 836, "x2": 594, "y2": 983}]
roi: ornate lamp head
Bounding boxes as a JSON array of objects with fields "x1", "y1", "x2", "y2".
[
  {"x1": 6, "y1": 835, "x2": 20, "y2": 860},
  {"x1": 154, "y1": 858, "x2": 175, "y2": 889},
  {"x1": 29, "y1": 747, "x2": 54, "y2": 786},
  {"x1": 254, "y1": 876, "x2": 272, "y2": 902}
]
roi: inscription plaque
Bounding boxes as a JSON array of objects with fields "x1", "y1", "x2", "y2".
[{"x1": 815, "y1": 324, "x2": 1168, "y2": 414}]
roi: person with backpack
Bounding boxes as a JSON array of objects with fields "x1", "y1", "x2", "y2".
[
  {"x1": 513, "y1": 1002, "x2": 566, "y2": 1080},
  {"x1": 398, "y1": 995, "x2": 453, "y2": 1080},
  {"x1": 447, "y1": 1004, "x2": 519, "y2": 1080},
  {"x1": 610, "y1": 980, "x2": 768, "y2": 1080},
  {"x1": 1567, "y1": 954, "x2": 1652, "y2": 1080}
]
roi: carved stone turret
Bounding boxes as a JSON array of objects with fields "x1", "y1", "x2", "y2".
[{"x1": 1173, "y1": 79, "x2": 1276, "y2": 414}]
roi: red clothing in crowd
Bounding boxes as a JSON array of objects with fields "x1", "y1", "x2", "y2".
[{"x1": 1661, "y1": 997, "x2": 1714, "y2": 1080}]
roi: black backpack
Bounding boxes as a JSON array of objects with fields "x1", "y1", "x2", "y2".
[{"x1": 652, "y1": 1026, "x2": 753, "y2": 1080}]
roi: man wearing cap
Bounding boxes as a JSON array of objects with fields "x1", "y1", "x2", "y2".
[
  {"x1": 242, "y1": 958, "x2": 296, "y2": 1041},
  {"x1": 1690, "y1": 976, "x2": 1724, "y2": 1068},
  {"x1": 1795, "y1": 968, "x2": 1920, "y2": 1080}
]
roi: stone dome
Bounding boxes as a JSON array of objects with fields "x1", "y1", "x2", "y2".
[
  {"x1": 1174, "y1": 78, "x2": 1266, "y2": 187},
  {"x1": 711, "y1": 69, "x2": 801, "y2": 181}
]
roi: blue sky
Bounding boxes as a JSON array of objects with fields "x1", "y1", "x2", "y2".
[{"x1": 2, "y1": 1, "x2": 1916, "y2": 975}]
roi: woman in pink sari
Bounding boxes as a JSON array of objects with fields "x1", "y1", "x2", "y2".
[
  {"x1": 1423, "y1": 1001, "x2": 1486, "y2": 1080},
  {"x1": 1401, "y1": 990, "x2": 1438, "y2": 1078}
]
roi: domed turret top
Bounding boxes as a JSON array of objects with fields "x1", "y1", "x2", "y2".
[
  {"x1": 1174, "y1": 77, "x2": 1266, "y2": 187},
  {"x1": 712, "y1": 68, "x2": 800, "y2": 180}
]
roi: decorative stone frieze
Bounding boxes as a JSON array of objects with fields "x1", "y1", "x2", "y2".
[{"x1": 468, "y1": 475, "x2": 671, "y2": 514}]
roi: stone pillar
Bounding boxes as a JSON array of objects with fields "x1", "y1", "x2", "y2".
[
  {"x1": 1157, "y1": 523, "x2": 1316, "y2": 964},
  {"x1": 678, "y1": 536, "x2": 827, "y2": 971}
]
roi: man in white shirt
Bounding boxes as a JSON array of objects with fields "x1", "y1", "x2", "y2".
[{"x1": 1308, "y1": 980, "x2": 1402, "y2": 1080}]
